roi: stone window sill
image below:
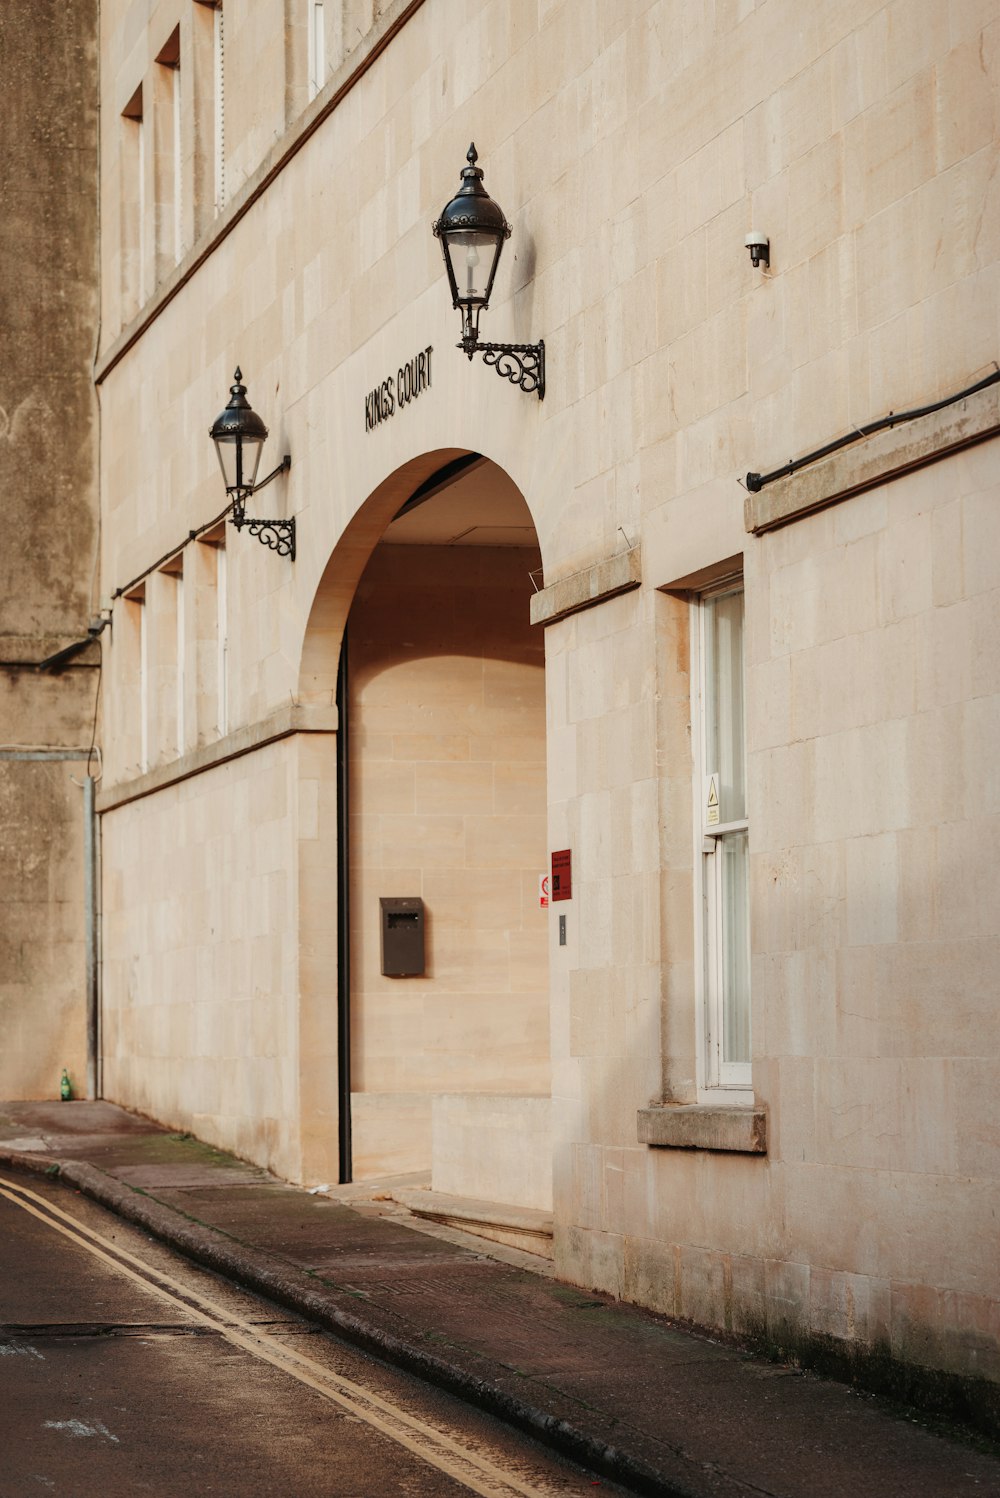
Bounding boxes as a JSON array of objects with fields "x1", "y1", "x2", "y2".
[{"x1": 637, "y1": 1104, "x2": 767, "y2": 1154}]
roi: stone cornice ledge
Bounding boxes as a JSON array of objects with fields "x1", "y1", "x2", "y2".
[
  {"x1": 97, "y1": 703, "x2": 339, "y2": 814},
  {"x1": 745, "y1": 381, "x2": 1000, "y2": 535},
  {"x1": 529, "y1": 547, "x2": 641, "y2": 628},
  {"x1": 637, "y1": 1103, "x2": 767, "y2": 1154}
]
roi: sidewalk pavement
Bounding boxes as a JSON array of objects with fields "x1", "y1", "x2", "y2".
[{"x1": 1, "y1": 1101, "x2": 996, "y2": 1498}]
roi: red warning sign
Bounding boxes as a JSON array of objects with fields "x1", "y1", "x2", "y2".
[{"x1": 551, "y1": 849, "x2": 572, "y2": 902}]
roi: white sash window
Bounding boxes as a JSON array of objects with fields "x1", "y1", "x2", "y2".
[{"x1": 696, "y1": 584, "x2": 751, "y2": 1090}]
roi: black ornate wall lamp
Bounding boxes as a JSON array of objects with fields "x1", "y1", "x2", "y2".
[
  {"x1": 433, "y1": 144, "x2": 544, "y2": 399},
  {"x1": 210, "y1": 369, "x2": 294, "y2": 558}
]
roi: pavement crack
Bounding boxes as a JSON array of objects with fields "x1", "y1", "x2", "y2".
[
  {"x1": 0, "y1": 1317, "x2": 315, "y2": 1341},
  {"x1": 0, "y1": 1321, "x2": 222, "y2": 1340}
]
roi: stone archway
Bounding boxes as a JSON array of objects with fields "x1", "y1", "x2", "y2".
[{"x1": 297, "y1": 453, "x2": 551, "y2": 1213}]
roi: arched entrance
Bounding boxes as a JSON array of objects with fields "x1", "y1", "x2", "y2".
[{"x1": 299, "y1": 453, "x2": 550, "y2": 1215}]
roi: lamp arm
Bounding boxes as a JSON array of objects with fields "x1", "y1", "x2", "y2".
[
  {"x1": 251, "y1": 453, "x2": 292, "y2": 494},
  {"x1": 228, "y1": 454, "x2": 295, "y2": 560}
]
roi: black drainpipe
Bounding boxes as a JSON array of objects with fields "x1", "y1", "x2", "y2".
[{"x1": 336, "y1": 627, "x2": 353, "y2": 1183}]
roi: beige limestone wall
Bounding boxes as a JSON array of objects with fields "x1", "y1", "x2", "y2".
[
  {"x1": 534, "y1": 0, "x2": 1000, "y2": 1390},
  {"x1": 640, "y1": 0, "x2": 1000, "y2": 589},
  {"x1": 222, "y1": 0, "x2": 288, "y2": 202},
  {"x1": 100, "y1": 0, "x2": 403, "y2": 339},
  {"x1": 556, "y1": 449, "x2": 1000, "y2": 1389},
  {"x1": 295, "y1": 727, "x2": 344, "y2": 1187},
  {"x1": 432, "y1": 1093, "x2": 552, "y2": 1210},
  {"x1": 96, "y1": 0, "x2": 1000, "y2": 740},
  {"x1": 101, "y1": 0, "x2": 291, "y2": 330},
  {"x1": 94, "y1": 0, "x2": 1000, "y2": 1387},
  {"x1": 102, "y1": 736, "x2": 306, "y2": 1178},
  {"x1": 544, "y1": 581, "x2": 667, "y2": 1278},
  {"x1": 747, "y1": 449, "x2": 1000, "y2": 1379},
  {"x1": 347, "y1": 542, "x2": 548, "y2": 1178},
  {"x1": 103, "y1": 535, "x2": 233, "y2": 787}
]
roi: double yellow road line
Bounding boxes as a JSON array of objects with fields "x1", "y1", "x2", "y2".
[{"x1": 0, "y1": 1174, "x2": 574, "y2": 1498}]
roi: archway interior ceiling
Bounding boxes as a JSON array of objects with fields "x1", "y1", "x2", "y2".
[{"x1": 384, "y1": 461, "x2": 537, "y2": 549}]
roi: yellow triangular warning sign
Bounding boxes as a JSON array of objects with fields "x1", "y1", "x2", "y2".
[{"x1": 707, "y1": 780, "x2": 719, "y2": 808}]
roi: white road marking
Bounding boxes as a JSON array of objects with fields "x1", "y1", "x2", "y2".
[
  {"x1": 0, "y1": 1176, "x2": 584, "y2": 1498},
  {"x1": 42, "y1": 1419, "x2": 120, "y2": 1443}
]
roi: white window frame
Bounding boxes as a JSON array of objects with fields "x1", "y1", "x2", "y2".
[
  {"x1": 157, "y1": 555, "x2": 186, "y2": 757},
  {"x1": 155, "y1": 28, "x2": 183, "y2": 266},
  {"x1": 308, "y1": 0, "x2": 326, "y2": 100},
  {"x1": 124, "y1": 587, "x2": 149, "y2": 774},
  {"x1": 692, "y1": 580, "x2": 752, "y2": 1099},
  {"x1": 138, "y1": 118, "x2": 147, "y2": 302},
  {"x1": 120, "y1": 84, "x2": 144, "y2": 317},
  {"x1": 216, "y1": 542, "x2": 228, "y2": 737},
  {"x1": 213, "y1": 2, "x2": 225, "y2": 213},
  {"x1": 172, "y1": 58, "x2": 183, "y2": 261},
  {"x1": 175, "y1": 567, "x2": 186, "y2": 753}
]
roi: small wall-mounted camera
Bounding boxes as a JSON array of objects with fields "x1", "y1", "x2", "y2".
[
  {"x1": 87, "y1": 609, "x2": 113, "y2": 638},
  {"x1": 745, "y1": 231, "x2": 770, "y2": 270}
]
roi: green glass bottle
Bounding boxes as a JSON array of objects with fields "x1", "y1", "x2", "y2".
[{"x1": 60, "y1": 1068, "x2": 72, "y2": 1101}]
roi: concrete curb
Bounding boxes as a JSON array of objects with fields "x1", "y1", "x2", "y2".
[{"x1": 0, "y1": 1150, "x2": 700, "y2": 1498}]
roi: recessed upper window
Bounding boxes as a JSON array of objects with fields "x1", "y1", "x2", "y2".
[{"x1": 308, "y1": 1, "x2": 326, "y2": 100}]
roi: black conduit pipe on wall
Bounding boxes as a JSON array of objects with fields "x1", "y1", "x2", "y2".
[
  {"x1": 336, "y1": 627, "x2": 353, "y2": 1184},
  {"x1": 84, "y1": 774, "x2": 100, "y2": 1100},
  {"x1": 746, "y1": 367, "x2": 1000, "y2": 491}
]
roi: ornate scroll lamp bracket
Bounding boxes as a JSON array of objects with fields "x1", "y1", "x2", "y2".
[{"x1": 463, "y1": 338, "x2": 545, "y2": 399}]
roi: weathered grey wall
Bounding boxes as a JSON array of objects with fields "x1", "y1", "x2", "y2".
[{"x1": 0, "y1": 2, "x2": 100, "y2": 1100}]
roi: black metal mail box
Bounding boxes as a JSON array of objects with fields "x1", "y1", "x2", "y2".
[{"x1": 379, "y1": 896, "x2": 425, "y2": 976}]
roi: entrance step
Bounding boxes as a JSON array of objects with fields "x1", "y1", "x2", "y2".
[
  {"x1": 323, "y1": 1170, "x2": 430, "y2": 1204},
  {"x1": 390, "y1": 1187, "x2": 554, "y2": 1259}
]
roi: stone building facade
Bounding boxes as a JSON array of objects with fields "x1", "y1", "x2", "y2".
[
  {"x1": 0, "y1": 3, "x2": 100, "y2": 1101},
  {"x1": 14, "y1": 0, "x2": 999, "y2": 1404}
]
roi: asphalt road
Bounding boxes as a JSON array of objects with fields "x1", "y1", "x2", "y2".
[{"x1": 0, "y1": 1173, "x2": 623, "y2": 1497}]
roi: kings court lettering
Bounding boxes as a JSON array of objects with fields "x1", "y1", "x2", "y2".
[{"x1": 365, "y1": 345, "x2": 433, "y2": 432}]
